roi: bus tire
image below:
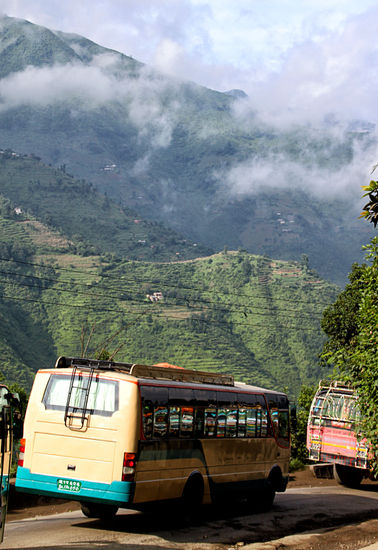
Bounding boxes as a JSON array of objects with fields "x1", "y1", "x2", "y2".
[
  {"x1": 80, "y1": 502, "x2": 118, "y2": 520},
  {"x1": 333, "y1": 464, "x2": 363, "y2": 488},
  {"x1": 181, "y1": 473, "x2": 204, "y2": 522}
]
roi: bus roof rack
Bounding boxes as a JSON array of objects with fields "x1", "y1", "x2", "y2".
[
  {"x1": 54, "y1": 356, "x2": 134, "y2": 372},
  {"x1": 130, "y1": 364, "x2": 234, "y2": 386},
  {"x1": 54, "y1": 357, "x2": 235, "y2": 387}
]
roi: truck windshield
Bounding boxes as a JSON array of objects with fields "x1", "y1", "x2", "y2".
[
  {"x1": 42, "y1": 374, "x2": 119, "y2": 416},
  {"x1": 322, "y1": 393, "x2": 360, "y2": 422}
]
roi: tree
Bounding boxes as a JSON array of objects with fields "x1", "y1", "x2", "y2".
[
  {"x1": 360, "y1": 179, "x2": 378, "y2": 227},
  {"x1": 300, "y1": 254, "x2": 309, "y2": 272},
  {"x1": 321, "y1": 190, "x2": 378, "y2": 470},
  {"x1": 8, "y1": 382, "x2": 29, "y2": 424},
  {"x1": 290, "y1": 384, "x2": 317, "y2": 468}
]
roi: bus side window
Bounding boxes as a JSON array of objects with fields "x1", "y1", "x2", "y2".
[
  {"x1": 261, "y1": 409, "x2": 268, "y2": 437},
  {"x1": 204, "y1": 407, "x2": 216, "y2": 437},
  {"x1": 278, "y1": 410, "x2": 289, "y2": 444},
  {"x1": 270, "y1": 409, "x2": 279, "y2": 435},
  {"x1": 217, "y1": 408, "x2": 226, "y2": 438},
  {"x1": 246, "y1": 408, "x2": 257, "y2": 437},
  {"x1": 143, "y1": 401, "x2": 153, "y2": 439},
  {"x1": 181, "y1": 407, "x2": 194, "y2": 438},
  {"x1": 226, "y1": 408, "x2": 238, "y2": 437},
  {"x1": 238, "y1": 408, "x2": 247, "y2": 437},
  {"x1": 169, "y1": 406, "x2": 180, "y2": 437},
  {"x1": 256, "y1": 408, "x2": 263, "y2": 437},
  {"x1": 153, "y1": 406, "x2": 168, "y2": 438},
  {"x1": 194, "y1": 407, "x2": 204, "y2": 437}
]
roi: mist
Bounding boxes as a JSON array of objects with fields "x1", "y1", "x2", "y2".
[
  {"x1": 0, "y1": 54, "x2": 183, "y2": 150},
  {"x1": 211, "y1": 6, "x2": 378, "y2": 202},
  {"x1": 214, "y1": 140, "x2": 376, "y2": 206},
  {"x1": 1, "y1": 7, "x2": 378, "y2": 203}
]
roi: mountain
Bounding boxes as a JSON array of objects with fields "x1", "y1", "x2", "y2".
[
  {"x1": 0, "y1": 15, "x2": 374, "y2": 286},
  {"x1": 0, "y1": 150, "x2": 210, "y2": 261},
  {"x1": 0, "y1": 192, "x2": 338, "y2": 398}
]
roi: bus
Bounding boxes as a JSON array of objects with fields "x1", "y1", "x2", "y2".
[
  {"x1": 307, "y1": 380, "x2": 369, "y2": 487},
  {"x1": 15, "y1": 356, "x2": 290, "y2": 519},
  {"x1": 0, "y1": 385, "x2": 20, "y2": 542}
]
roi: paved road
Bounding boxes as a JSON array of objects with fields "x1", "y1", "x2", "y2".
[{"x1": 3, "y1": 485, "x2": 378, "y2": 550}]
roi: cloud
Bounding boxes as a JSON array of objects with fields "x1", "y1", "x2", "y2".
[
  {"x1": 209, "y1": 5, "x2": 378, "y2": 203},
  {"x1": 0, "y1": 55, "x2": 181, "y2": 148},
  {"x1": 2, "y1": 0, "x2": 377, "y2": 92},
  {"x1": 0, "y1": 56, "x2": 116, "y2": 107},
  {"x1": 230, "y1": 7, "x2": 378, "y2": 129},
  {"x1": 214, "y1": 138, "x2": 377, "y2": 205}
]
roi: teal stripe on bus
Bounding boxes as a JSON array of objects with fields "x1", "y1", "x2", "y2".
[{"x1": 15, "y1": 467, "x2": 135, "y2": 506}]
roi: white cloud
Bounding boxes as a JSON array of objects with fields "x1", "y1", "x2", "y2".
[
  {"x1": 0, "y1": 56, "x2": 181, "y2": 148},
  {"x1": 215, "y1": 139, "x2": 378, "y2": 204},
  {"x1": 154, "y1": 38, "x2": 185, "y2": 76},
  {"x1": 227, "y1": 7, "x2": 378, "y2": 131},
  {"x1": 0, "y1": 58, "x2": 116, "y2": 106},
  {"x1": 1, "y1": 0, "x2": 378, "y2": 93}
]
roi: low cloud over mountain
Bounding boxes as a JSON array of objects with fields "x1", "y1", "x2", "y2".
[{"x1": 0, "y1": 15, "x2": 374, "y2": 285}]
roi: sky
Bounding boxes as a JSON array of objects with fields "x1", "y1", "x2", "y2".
[
  {"x1": 1, "y1": 0, "x2": 378, "y2": 199},
  {"x1": 1, "y1": 0, "x2": 378, "y2": 96}
]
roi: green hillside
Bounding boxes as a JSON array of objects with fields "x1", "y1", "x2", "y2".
[
  {"x1": 0, "y1": 199, "x2": 338, "y2": 398},
  {"x1": 0, "y1": 15, "x2": 374, "y2": 285},
  {"x1": 0, "y1": 151, "x2": 210, "y2": 261}
]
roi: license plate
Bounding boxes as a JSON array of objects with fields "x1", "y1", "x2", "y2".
[{"x1": 57, "y1": 479, "x2": 82, "y2": 492}]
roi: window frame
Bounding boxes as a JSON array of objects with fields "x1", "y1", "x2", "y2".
[
  {"x1": 42, "y1": 374, "x2": 119, "y2": 417},
  {"x1": 140, "y1": 384, "x2": 281, "y2": 441}
]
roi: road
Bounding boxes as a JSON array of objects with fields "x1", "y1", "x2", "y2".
[{"x1": 3, "y1": 485, "x2": 378, "y2": 550}]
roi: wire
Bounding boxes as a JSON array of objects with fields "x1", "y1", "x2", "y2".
[
  {"x1": 0, "y1": 254, "x2": 336, "y2": 310},
  {"x1": 0, "y1": 271, "x2": 325, "y2": 322},
  {"x1": 1, "y1": 292, "x2": 323, "y2": 332}
]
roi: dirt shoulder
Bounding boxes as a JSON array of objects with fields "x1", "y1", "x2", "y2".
[
  {"x1": 244, "y1": 519, "x2": 378, "y2": 550},
  {"x1": 248, "y1": 469, "x2": 378, "y2": 550},
  {"x1": 7, "y1": 483, "x2": 80, "y2": 521}
]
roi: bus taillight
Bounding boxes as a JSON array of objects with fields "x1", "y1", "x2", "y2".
[
  {"x1": 18, "y1": 438, "x2": 26, "y2": 467},
  {"x1": 122, "y1": 452, "x2": 136, "y2": 481}
]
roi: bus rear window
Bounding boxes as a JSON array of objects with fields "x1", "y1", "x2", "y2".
[{"x1": 42, "y1": 375, "x2": 119, "y2": 416}]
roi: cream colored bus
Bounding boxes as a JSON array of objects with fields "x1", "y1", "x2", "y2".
[{"x1": 15, "y1": 357, "x2": 290, "y2": 519}]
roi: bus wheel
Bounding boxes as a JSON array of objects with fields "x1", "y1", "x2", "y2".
[
  {"x1": 181, "y1": 474, "x2": 204, "y2": 522},
  {"x1": 333, "y1": 464, "x2": 363, "y2": 488},
  {"x1": 80, "y1": 502, "x2": 118, "y2": 520}
]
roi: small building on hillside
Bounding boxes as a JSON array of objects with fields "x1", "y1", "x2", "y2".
[{"x1": 146, "y1": 292, "x2": 163, "y2": 302}]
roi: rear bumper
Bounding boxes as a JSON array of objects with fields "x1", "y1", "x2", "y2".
[{"x1": 15, "y1": 467, "x2": 135, "y2": 507}]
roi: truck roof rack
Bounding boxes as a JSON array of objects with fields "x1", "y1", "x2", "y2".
[
  {"x1": 317, "y1": 379, "x2": 355, "y2": 394},
  {"x1": 54, "y1": 356, "x2": 234, "y2": 387}
]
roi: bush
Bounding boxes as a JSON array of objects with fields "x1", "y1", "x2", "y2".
[{"x1": 289, "y1": 457, "x2": 306, "y2": 472}]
